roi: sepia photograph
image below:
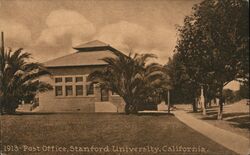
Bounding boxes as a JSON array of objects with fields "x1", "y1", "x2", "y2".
[{"x1": 0, "y1": 0, "x2": 249, "y2": 154}]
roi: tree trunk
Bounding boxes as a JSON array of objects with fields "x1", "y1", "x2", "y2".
[
  {"x1": 0, "y1": 105, "x2": 3, "y2": 115},
  {"x1": 192, "y1": 98, "x2": 197, "y2": 112},
  {"x1": 0, "y1": 98, "x2": 3, "y2": 115},
  {"x1": 218, "y1": 97, "x2": 224, "y2": 120},
  {"x1": 125, "y1": 103, "x2": 130, "y2": 115},
  {"x1": 124, "y1": 102, "x2": 138, "y2": 115},
  {"x1": 124, "y1": 97, "x2": 132, "y2": 115},
  {"x1": 218, "y1": 102, "x2": 223, "y2": 120},
  {"x1": 200, "y1": 86, "x2": 206, "y2": 115},
  {"x1": 167, "y1": 90, "x2": 171, "y2": 113},
  {"x1": 217, "y1": 87, "x2": 224, "y2": 120}
]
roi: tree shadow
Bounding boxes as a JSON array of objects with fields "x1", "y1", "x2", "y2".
[
  {"x1": 201, "y1": 116, "x2": 218, "y2": 120},
  {"x1": 223, "y1": 112, "x2": 249, "y2": 118},
  {"x1": 137, "y1": 113, "x2": 174, "y2": 116},
  {"x1": 206, "y1": 111, "x2": 218, "y2": 115},
  {"x1": 227, "y1": 116, "x2": 250, "y2": 130},
  {"x1": 10, "y1": 112, "x2": 57, "y2": 116}
]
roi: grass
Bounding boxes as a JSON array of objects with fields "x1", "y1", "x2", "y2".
[
  {"x1": 228, "y1": 116, "x2": 250, "y2": 129},
  {"x1": 183, "y1": 100, "x2": 250, "y2": 139},
  {"x1": 0, "y1": 113, "x2": 238, "y2": 155}
]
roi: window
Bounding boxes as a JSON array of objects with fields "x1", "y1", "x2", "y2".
[
  {"x1": 65, "y1": 77, "x2": 73, "y2": 83},
  {"x1": 75, "y1": 77, "x2": 83, "y2": 82},
  {"x1": 76, "y1": 85, "x2": 83, "y2": 96},
  {"x1": 65, "y1": 85, "x2": 73, "y2": 96},
  {"x1": 55, "y1": 86, "x2": 63, "y2": 96},
  {"x1": 55, "y1": 77, "x2": 62, "y2": 83},
  {"x1": 86, "y1": 84, "x2": 94, "y2": 95}
]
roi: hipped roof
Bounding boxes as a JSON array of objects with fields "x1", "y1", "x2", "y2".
[{"x1": 44, "y1": 40, "x2": 120, "y2": 67}]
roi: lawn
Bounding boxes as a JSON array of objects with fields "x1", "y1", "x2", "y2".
[
  {"x1": 0, "y1": 113, "x2": 238, "y2": 155},
  {"x1": 187, "y1": 100, "x2": 250, "y2": 138}
]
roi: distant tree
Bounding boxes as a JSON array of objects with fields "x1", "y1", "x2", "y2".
[
  {"x1": 88, "y1": 51, "x2": 165, "y2": 114},
  {"x1": 0, "y1": 48, "x2": 52, "y2": 114},
  {"x1": 174, "y1": 0, "x2": 249, "y2": 119},
  {"x1": 237, "y1": 83, "x2": 250, "y2": 99},
  {"x1": 222, "y1": 89, "x2": 235, "y2": 103},
  {"x1": 165, "y1": 54, "x2": 199, "y2": 112}
]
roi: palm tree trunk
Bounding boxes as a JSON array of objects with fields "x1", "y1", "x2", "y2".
[{"x1": 125, "y1": 103, "x2": 130, "y2": 115}]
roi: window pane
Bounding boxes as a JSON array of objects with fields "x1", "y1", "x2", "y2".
[
  {"x1": 65, "y1": 86, "x2": 73, "y2": 96},
  {"x1": 76, "y1": 85, "x2": 83, "y2": 96},
  {"x1": 55, "y1": 86, "x2": 62, "y2": 96},
  {"x1": 75, "y1": 77, "x2": 83, "y2": 82},
  {"x1": 86, "y1": 84, "x2": 94, "y2": 95},
  {"x1": 55, "y1": 77, "x2": 62, "y2": 83},
  {"x1": 65, "y1": 77, "x2": 73, "y2": 83}
]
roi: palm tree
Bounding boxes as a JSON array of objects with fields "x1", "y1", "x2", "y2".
[
  {"x1": 88, "y1": 51, "x2": 165, "y2": 114},
  {"x1": 0, "y1": 48, "x2": 52, "y2": 114}
]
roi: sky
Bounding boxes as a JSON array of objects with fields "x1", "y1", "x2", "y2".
[
  {"x1": 0, "y1": 0, "x2": 242, "y2": 90},
  {"x1": 0, "y1": 0, "x2": 202, "y2": 64}
]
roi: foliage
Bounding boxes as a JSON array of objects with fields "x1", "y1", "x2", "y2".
[
  {"x1": 236, "y1": 83, "x2": 250, "y2": 99},
  {"x1": 222, "y1": 89, "x2": 235, "y2": 103},
  {"x1": 170, "y1": 0, "x2": 249, "y2": 115},
  {"x1": 0, "y1": 48, "x2": 52, "y2": 114},
  {"x1": 88, "y1": 51, "x2": 167, "y2": 114},
  {"x1": 164, "y1": 55, "x2": 199, "y2": 105}
]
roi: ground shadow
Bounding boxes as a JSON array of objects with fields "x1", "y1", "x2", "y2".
[
  {"x1": 137, "y1": 113, "x2": 175, "y2": 116},
  {"x1": 227, "y1": 116, "x2": 250, "y2": 130},
  {"x1": 205, "y1": 111, "x2": 218, "y2": 115},
  {"x1": 223, "y1": 112, "x2": 249, "y2": 118},
  {"x1": 201, "y1": 116, "x2": 218, "y2": 120},
  {"x1": 4, "y1": 112, "x2": 57, "y2": 116}
]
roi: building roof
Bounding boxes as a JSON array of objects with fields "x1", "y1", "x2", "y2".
[
  {"x1": 73, "y1": 40, "x2": 109, "y2": 50},
  {"x1": 44, "y1": 40, "x2": 119, "y2": 67}
]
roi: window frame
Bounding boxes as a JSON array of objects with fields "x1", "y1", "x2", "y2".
[
  {"x1": 55, "y1": 86, "x2": 63, "y2": 96},
  {"x1": 75, "y1": 77, "x2": 83, "y2": 83},
  {"x1": 76, "y1": 85, "x2": 84, "y2": 96},
  {"x1": 65, "y1": 77, "x2": 73, "y2": 83},
  {"x1": 65, "y1": 85, "x2": 73, "y2": 96},
  {"x1": 55, "y1": 77, "x2": 63, "y2": 83},
  {"x1": 54, "y1": 75, "x2": 95, "y2": 98}
]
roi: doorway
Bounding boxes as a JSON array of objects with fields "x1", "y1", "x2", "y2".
[{"x1": 101, "y1": 89, "x2": 109, "y2": 101}]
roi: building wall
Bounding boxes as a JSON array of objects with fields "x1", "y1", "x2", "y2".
[{"x1": 38, "y1": 65, "x2": 125, "y2": 113}]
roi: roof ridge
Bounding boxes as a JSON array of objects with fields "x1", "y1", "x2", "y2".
[{"x1": 73, "y1": 40, "x2": 109, "y2": 50}]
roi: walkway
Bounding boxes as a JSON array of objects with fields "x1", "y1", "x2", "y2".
[{"x1": 173, "y1": 110, "x2": 250, "y2": 155}]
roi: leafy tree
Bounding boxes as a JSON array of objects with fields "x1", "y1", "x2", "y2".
[
  {"x1": 222, "y1": 89, "x2": 235, "y2": 103},
  {"x1": 174, "y1": 0, "x2": 249, "y2": 119},
  {"x1": 237, "y1": 82, "x2": 250, "y2": 99},
  {"x1": 0, "y1": 48, "x2": 52, "y2": 114},
  {"x1": 165, "y1": 54, "x2": 200, "y2": 112},
  {"x1": 88, "y1": 51, "x2": 165, "y2": 114}
]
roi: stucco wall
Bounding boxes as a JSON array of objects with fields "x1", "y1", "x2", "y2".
[
  {"x1": 38, "y1": 75, "x2": 95, "y2": 112},
  {"x1": 38, "y1": 65, "x2": 125, "y2": 113}
]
